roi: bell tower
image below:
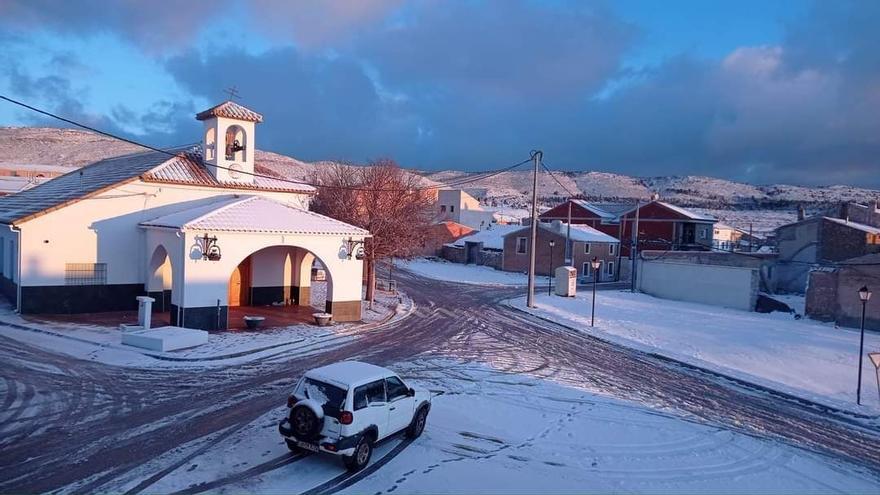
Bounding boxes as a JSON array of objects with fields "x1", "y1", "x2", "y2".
[{"x1": 196, "y1": 101, "x2": 263, "y2": 184}]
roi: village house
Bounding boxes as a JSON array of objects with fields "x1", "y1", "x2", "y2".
[
  {"x1": 805, "y1": 253, "x2": 879, "y2": 331},
  {"x1": 502, "y1": 221, "x2": 620, "y2": 281},
  {"x1": 773, "y1": 204, "x2": 880, "y2": 293},
  {"x1": 712, "y1": 223, "x2": 762, "y2": 252},
  {"x1": 539, "y1": 197, "x2": 716, "y2": 256},
  {"x1": 419, "y1": 220, "x2": 474, "y2": 256},
  {"x1": 0, "y1": 101, "x2": 369, "y2": 330},
  {"x1": 440, "y1": 223, "x2": 519, "y2": 269},
  {"x1": 435, "y1": 188, "x2": 505, "y2": 230}
]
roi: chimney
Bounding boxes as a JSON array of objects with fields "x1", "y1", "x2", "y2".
[
  {"x1": 650, "y1": 193, "x2": 660, "y2": 201},
  {"x1": 875, "y1": 199, "x2": 880, "y2": 212},
  {"x1": 797, "y1": 205, "x2": 805, "y2": 221}
]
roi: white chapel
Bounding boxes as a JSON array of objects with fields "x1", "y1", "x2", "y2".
[{"x1": 0, "y1": 101, "x2": 369, "y2": 330}]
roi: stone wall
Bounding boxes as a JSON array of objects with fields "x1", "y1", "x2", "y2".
[
  {"x1": 440, "y1": 245, "x2": 467, "y2": 264},
  {"x1": 804, "y1": 269, "x2": 838, "y2": 322}
]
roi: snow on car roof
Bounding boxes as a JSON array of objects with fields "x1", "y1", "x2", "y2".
[{"x1": 305, "y1": 361, "x2": 392, "y2": 388}]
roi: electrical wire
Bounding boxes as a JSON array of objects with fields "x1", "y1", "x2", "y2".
[
  {"x1": 540, "y1": 161, "x2": 580, "y2": 199},
  {"x1": 0, "y1": 94, "x2": 532, "y2": 193}
]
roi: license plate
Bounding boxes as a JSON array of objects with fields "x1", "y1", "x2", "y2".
[{"x1": 297, "y1": 441, "x2": 321, "y2": 453}]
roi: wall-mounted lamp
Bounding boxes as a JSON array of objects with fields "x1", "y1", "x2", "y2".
[
  {"x1": 344, "y1": 237, "x2": 366, "y2": 260},
  {"x1": 199, "y1": 234, "x2": 222, "y2": 261}
]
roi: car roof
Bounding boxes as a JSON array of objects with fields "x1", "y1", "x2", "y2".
[{"x1": 305, "y1": 361, "x2": 393, "y2": 389}]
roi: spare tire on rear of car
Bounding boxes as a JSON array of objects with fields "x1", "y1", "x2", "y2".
[{"x1": 290, "y1": 400, "x2": 325, "y2": 440}]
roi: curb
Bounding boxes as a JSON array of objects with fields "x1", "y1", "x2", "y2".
[
  {"x1": 502, "y1": 298, "x2": 880, "y2": 426},
  {"x1": 0, "y1": 292, "x2": 416, "y2": 363}
]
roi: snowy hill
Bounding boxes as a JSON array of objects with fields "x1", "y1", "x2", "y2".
[{"x1": 1, "y1": 127, "x2": 877, "y2": 233}]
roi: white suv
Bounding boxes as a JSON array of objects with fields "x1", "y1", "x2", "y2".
[{"x1": 278, "y1": 361, "x2": 432, "y2": 471}]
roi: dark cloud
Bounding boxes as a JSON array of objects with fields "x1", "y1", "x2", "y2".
[
  {"x1": 164, "y1": 46, "x2": 413, "y2": 162},
  {"x1": 0, "y1": 0, "x2": 227, "y2": 51},
  {"x1": 0, "y1": 0, "x2": 878, "y2": 186}
]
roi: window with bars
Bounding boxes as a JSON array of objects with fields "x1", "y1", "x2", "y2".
[{"x1": 65, "y1": 263, "x2": 107, "y2": 286}]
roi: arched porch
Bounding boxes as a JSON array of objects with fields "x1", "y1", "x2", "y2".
[{"x1": 141, "y1": 196, "x2": 368, "y2": 331}]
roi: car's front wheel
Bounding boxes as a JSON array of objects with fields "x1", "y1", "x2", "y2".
[
  {"x1": 406, "y1": 407, "x2": 428, "y2": 438},
  {"x1": 344, "y1": 436, "x2": 373, "y2": 472}
]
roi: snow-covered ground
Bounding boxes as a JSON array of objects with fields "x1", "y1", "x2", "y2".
[
  {"x1": 0, "y1": 290, "x2": 411, "y2": 369},
  {"x1": 511, "y1": 291, "x2": 880, "y2": 413},
  {"x1": 403, "y1": 258, "x2": 546, "y2": 287},
  {"x1": 92, "y1": 360, "x2": 879, "y2": 494}
]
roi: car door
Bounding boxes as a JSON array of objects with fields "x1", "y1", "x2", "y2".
[
  {"x1": 385, "y1": 375, "x2": 415, "y2": 433},
  {"x1": 352, "y1": 379, "x2": 389, "y2": 439}
]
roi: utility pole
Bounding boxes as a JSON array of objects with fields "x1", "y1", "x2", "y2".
[
  {"x1": 630, "y1": 200, "x2": 640, "y2": 293},
  {"x1": 527, "y1": 150, "x2": 542, "y2": 308},
  {"x1": 566, "y1": 200, "x2": 572, "y2": 264},
  {"x1": 748, "y1": 223, "x2": 753, "y2": 252}
]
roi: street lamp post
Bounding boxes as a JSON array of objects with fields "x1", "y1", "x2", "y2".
[
  {"x1": 857, "y1": 285, "x2": 872, "y2": 405},
  {"x1": 549, "y1": 240, "x2": 556, "y2": 296},
  {"x1": 590, "y1": 257, "x2": 601, "y2": 327}
]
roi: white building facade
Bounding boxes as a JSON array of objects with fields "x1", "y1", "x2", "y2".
[{"x1": 0, "y1": 101, "x2": 369, "y2": 329}]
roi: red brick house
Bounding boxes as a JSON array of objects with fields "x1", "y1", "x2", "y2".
[
  {"x1": 539, "y1": 199, "x2": 715, "y2": 256},
  {"x1": 502, "y1": 221, "x2": 620, "y2": 281}
]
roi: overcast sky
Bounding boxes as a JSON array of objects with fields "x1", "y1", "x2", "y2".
[{"x1": 0, "y1": 1, "x2": 878, "y2": 187}]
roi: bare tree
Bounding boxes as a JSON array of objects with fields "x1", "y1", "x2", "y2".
[{"x1": 311, "y1": 159, "x2": 434, "y2": 303}]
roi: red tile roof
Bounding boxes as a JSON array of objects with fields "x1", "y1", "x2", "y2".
[{"x1": 195, "y1": 101, "x2": 263, "y2": 123}]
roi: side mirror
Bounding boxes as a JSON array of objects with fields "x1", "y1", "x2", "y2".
[{"x1": 408, "y1": 388, "x2": 415, "y2": 397}]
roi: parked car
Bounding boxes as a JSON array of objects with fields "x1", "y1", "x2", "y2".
[{"x1": 278, "y1": 361, "x2": 432, "y2": 471}]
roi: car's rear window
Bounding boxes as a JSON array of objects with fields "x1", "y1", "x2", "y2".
[{"x1": 295, "y1": 378, "x2": 347, "y2": 409}]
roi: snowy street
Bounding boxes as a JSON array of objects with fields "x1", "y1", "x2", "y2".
[{"x1": 2, "y1": 271, "x2": 880, "y2": 493}]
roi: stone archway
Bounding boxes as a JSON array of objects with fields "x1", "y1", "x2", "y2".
[
  {"x1": 227, "y1": 245, "x2": 334, "y2": 312},
  {"x1": 146, "y1": 245, "x2": 173, "y2": 313}
]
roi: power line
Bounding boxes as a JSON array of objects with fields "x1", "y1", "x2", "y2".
[
  {"x1": 0, "y1": 94, "x2": 531, "y2": 193},
  {"x1": 540, "y1": 161, "x2": 579, "y2": 199}
]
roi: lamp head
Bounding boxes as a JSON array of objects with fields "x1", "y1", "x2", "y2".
[
  {"x1": 859, "y1": 285, "x2": 872, "y2": 302},
  {"x1": 590, "y1": 256, "x2": 601, "y2": 270}
]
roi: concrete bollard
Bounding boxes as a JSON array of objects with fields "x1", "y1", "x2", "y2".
[{"x1": 137, "y1": 296, "x2": 155, "y2": 330}]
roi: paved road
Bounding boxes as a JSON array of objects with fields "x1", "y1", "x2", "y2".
[{"x1": 1, "y1": 271, "x2": 879, "y2": 493}]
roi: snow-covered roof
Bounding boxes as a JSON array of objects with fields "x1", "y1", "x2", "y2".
[
  {"x1": 541, "y1": 222, "x2": 619, "y2": 243},
  {"x1": 140, "y1": 195, "x2": 369, "y2": 236},
  {"x1": 305, "y1": 361, "x2": 391, "y2": 389},
  {"x1": 0, "y1": 146, "x2": 313, "y2": 224},
  {"x1": 195, "y1": 100, "x2": 263, "y2": 123},
  {"x1": 571, "y1": 200, "x2": 635, "y2": 219},
  {"x1": 823, "y1": 217, "x2": 880, "y2": 234},
  {"x1": 655, "y1": 201, "x2": 715, "y2": 221},
  {"x1": 451, "y1": 224, "x2": 521, "y2": 250}
]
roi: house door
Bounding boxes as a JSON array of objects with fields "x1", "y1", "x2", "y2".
[
  {"x1": 681, "y1": 224, "x2": 696, "y2": 245},
  {"x1": 229, "y1": 257, "x2": 252, "y2": 306}
]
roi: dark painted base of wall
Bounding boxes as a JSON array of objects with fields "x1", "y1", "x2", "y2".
[
  {"x1": 293, "y1": 286, "x2": 310, "y2": 306},
  {"x1": 147, "y1": 290, "x2": 173, "y2": 313},
  {"x1": 251, "y1": 285, "x2": 311, "y2": 306},
  {"x1": 325, "y1": 300, "x2": 362, "y2": 322},
  {"x1": 0, "y1": 275, "x2": 17, "y2": 306},
  {"x1": 20, "y1": 283, "x2": 144, "y2": 314},
  {"x1": 170, "y1": 304, "x2": 229, "y2": 331}
]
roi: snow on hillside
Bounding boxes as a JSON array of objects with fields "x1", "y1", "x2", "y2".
[{"x1": 1, "y1": 127, "x2": 877, "y2": 218}]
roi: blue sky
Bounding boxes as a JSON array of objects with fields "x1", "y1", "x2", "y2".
[{"x1": 0, "y1": 0, "x2": 877, "y2": 187}]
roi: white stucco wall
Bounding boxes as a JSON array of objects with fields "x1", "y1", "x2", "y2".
[
  {"x1": 637, "y1": 259, "x2": 758, "y2": 311},
  {"x1": 174, "y1": 230, "x2": 361, "y2": 308},
  {"x1": 15, "y1": 180, "x2": 310, "y2": 287}
]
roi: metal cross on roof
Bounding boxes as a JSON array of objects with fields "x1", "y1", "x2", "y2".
[{"x1": 223, "y1": 86, "x2": 241, "y2": 100}]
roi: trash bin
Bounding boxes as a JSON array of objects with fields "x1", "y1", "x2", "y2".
[{"x1": 555, "y1": 266, "x2": 577, "y2": 297}]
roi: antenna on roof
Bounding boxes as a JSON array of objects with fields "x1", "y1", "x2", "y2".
[{"x1": 223, "y1": 86, "x2": 241, "y2": 100}]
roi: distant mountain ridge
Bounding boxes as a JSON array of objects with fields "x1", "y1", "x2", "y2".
[{"x1": 2, "y1": 127, "x2": 877, "y2": 216}]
